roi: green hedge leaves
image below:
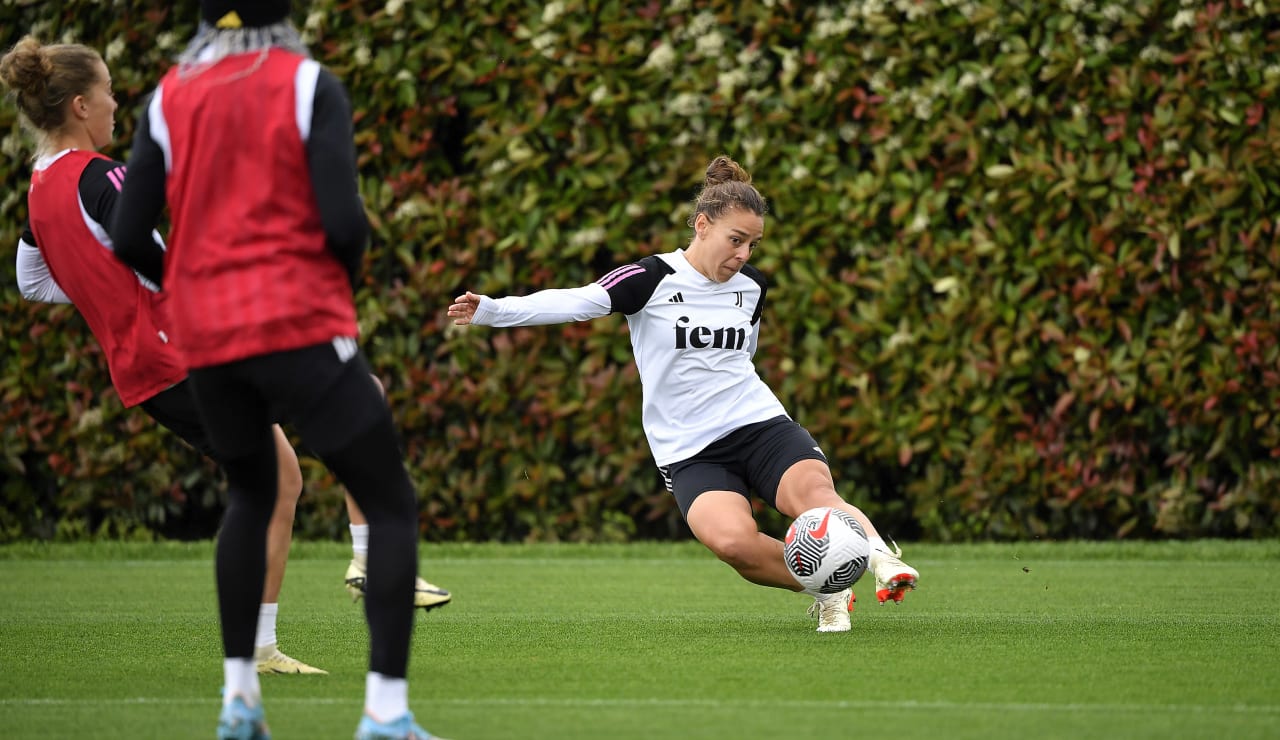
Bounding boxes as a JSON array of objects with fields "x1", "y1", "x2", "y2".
[{"x1": 2, "y1": 0, "x2": 1277, "y2": 542}]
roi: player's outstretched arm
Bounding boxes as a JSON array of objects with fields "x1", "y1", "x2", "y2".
[{"x1": 448, "y1": 285, "x2": 612, "y2": 328}]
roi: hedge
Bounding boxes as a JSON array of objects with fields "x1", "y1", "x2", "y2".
[{"x1": 2, "y1": 0, "x2": 1277, "y2": 543}]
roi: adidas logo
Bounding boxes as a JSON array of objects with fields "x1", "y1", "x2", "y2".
[{"x1": 668, "y1": 292, "x2": 685, "y2": 303}]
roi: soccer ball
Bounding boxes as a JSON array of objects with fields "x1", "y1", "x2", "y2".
[{"x1": 783, "y1": 506, "x2": 870, "y2": 594}]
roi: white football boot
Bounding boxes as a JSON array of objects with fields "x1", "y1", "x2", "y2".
[
  {"x1": 254, "y1": 643, "x2": 327, "y2": 675},
  {"x1": 870, "y1": 539, "x2": 918, "y2": 604},
  {"x1": 807, "y1": 588, "x2": 854, "y2": 632},
  {"x1": 344, "y1": 554, "x2": 452, "y2": 611}
]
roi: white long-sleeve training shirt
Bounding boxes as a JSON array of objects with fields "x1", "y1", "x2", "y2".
[{"x1": 469, "y1": 248, "x2": 788, "y2": 466}]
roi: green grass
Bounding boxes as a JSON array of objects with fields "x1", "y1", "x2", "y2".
[{"x1": 1, "y1": 540, "x2": 1278, "y2": 739}]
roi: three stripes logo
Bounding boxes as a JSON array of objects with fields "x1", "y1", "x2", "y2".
[
  {"x1": 105, "y1": 165, "x2": 127, "y2": 192},
  {"x1": 668, "y1": 292, "x2": 685, "y2": 303},
  {"x1": 332, "y1": 336, "x2": 358, "y2": 362}
]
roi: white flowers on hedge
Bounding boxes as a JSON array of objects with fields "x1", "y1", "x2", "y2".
[
  {"x1": 304, "y1": 9, "x2": 324, "y2": 31},
  {"x1": 695, "y1": 30, "x2": 724, "y2": 57},
  {"x1": 814, "y1": 18, "x2": 855, "y2": 40},
  {"x1": 393, "y1": 197, "x2": 428, "y2": 221},
  {"x1": 665, "y1": 92, "x2": 704, "y2": 118},
  {"x1": 569, "y1": 227, "x2": 606, "y2": 249},
  {"x1": 912, "y1": 92, "x2": 933, "y2": 121},
  {"x1": 531, "y1": 31, "x2": 558, "y2": 58},
  {"x1": 541, "y1": 1, "x2": 564, "y2": 24},
  {"x1": 155, "y1": 31, "x2": 179, "y2": 51},
  {"x1": 888, "y1": 323, "x2": 915, "y2": 350},
  {"x1": 811, "y1": 70, "x2": 833, "y2": 95},
  {"x1": 717, "y1": 69, "x2": 749, "y2": 98},
  {"x1": 384, "y1": 0, "x2": 405, "y2": 16},
  {"x1": 896, "y1": 0, "x2": 930, "y2": 21},
  {"x1": 105, "y1": 37, "x2": 125, "y2": 63},
  {"x1": 933, "y1": 277, "x2": 960, "y2": 295},
  {"x1": 686, "y1": 11, "x2": 719, "y2": 39},
  {"x1": 643, "y1": 42, "x2": 676, "y2": 73},
  {"x1": 506, "y1": 137, "x2": 534, "y2": 164},
  {"x1": 486, "y1": 158, "x2": 511, "y2": 177},
  {"x1": 858, "y1": 0, "x2": 886, "y2": 15},
  {"x1": 869, "y1": 70, "x2": 890, "y2": 94},
  {"x1": 779, "y1": 48, "x2": 799, "y2": 87},
  {"x1": 1139, "y1": 44, "x2": 1164, "y2": 63}
]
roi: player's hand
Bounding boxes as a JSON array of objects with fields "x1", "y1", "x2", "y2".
[{"x1": 448, "y1": 291, "x2": 483, "y2": 325}]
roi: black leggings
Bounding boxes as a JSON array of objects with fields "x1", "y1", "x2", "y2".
[{"x1": 188, "y1": 341, "x2": 418, "y2": 678}]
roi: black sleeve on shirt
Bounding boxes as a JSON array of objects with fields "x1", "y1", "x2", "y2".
[
  {"x1": 22, "y1": 223, "x2": 36, "y2": 246},
  {"x1": 78, "y1": 157, "x2": 125, "y2": 228},
  {"x1": 110, "y1": 94, "x2": 168, "y2": 287},
  {"x1": 601, "y1": 255, "x2": 674, "y2": 316},
  {"x1": 308, "y1": 68, "x2": 370, "y2": 285},
  {"x1": 741, "y1": 264, "x2": 768, "y2": 325}
]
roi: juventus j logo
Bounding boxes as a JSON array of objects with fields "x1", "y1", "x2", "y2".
[{"x1": 733, "y1": 291, "x2": 743, "y2": 307}]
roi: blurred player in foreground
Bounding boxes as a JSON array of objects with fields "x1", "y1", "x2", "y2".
[{"x1": 109, "y1": 2, "x2": 447, "y2": 737}]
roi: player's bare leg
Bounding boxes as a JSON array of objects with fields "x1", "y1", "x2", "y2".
[
  {"x1": 686, "y1": 490, "x2": 854, "y2": 632},
  {"x1": 685, "y1": 491, "x2": 800, "y2": 590},
  {"x1": 256, "y1": 425, "x2": 326, "y2": 674}
]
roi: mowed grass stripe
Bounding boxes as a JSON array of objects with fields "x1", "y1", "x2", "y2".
[
  {"x1": 4, "y1": 695, "x2": 1280, "y2": 714},
  {"x1": 1, "y1": 541, "x2": 1276, "y2": 739}
]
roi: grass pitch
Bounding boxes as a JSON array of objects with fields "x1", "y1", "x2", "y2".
[{"x1": 1, "y1": 540, "x2": 1277, "y2": 739}]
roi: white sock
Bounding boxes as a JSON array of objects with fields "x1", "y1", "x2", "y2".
[
  {"x1": 868, "y1": 536, "x2": 888, "y2": 553},
  {"x1": 255, "y1": 603, "x2": 278, "y2": 649},
  {"x1": 223, "y1": 658, "x2": 260, "y2": 707},
  {"x1": 350, "y1": 524, "x2": 370, "y2": 559},
  {"x1": 365, "y1": 672, "x2": 409, "y2": 722}
]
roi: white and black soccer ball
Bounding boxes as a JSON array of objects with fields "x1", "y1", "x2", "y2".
[{"x1": 783, "y1": 506, "x2": 870, "y2": 594}]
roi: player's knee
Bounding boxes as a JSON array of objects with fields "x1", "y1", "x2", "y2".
[
  {"x1": 276, "y1": 460, "x2": 304, "y2": 504},
  {"x1": 700, "y1": 530, "x2": 760, "y2": 571}
]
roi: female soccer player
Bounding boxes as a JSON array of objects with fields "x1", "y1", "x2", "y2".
[
  {"x1": 108, "y1": 2, "x2": 442, "y2": 738},
  {"x1": 448, "y1": 155, "x2": 919, "y2": 633},
  {"x1": 1, "y1": 35, "x2": 331, "y2": 674}
]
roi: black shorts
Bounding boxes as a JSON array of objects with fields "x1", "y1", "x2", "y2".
[
  {"x1": 657, "y1": 415, "x2": 827, "y2": 517},
  {"x1": 186, "y1": 339, "x2": 386, "y2": 460},
  {"x1": 139, "y1": 379, "x2": 302, "y2": 464},
  {"x1": 139, "y1": 379, "x2": 221, "y2": 461}
]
